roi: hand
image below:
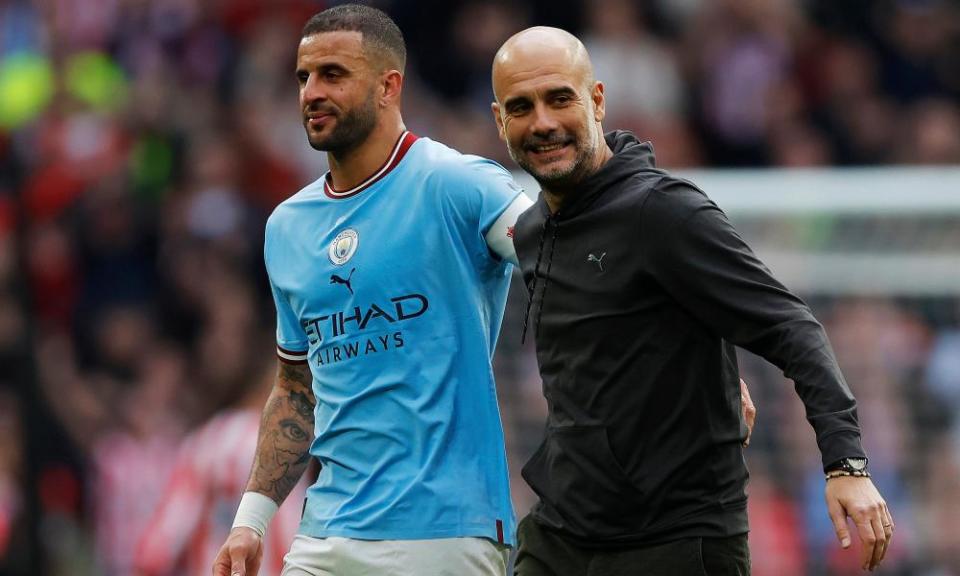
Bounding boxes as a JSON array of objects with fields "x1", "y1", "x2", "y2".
[
  {"x1": 212, "y1": 527, "x2": 263, "y2": 576},
  {"x1": 739, "y1": 378, "x2": 756, "y2": 447},
  {"x1": 825, "y1": 476, "x2": 893, "y2": 571}
]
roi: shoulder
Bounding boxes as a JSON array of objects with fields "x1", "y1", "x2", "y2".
[
  {"x1": 642, "y1": 174, "x2": 717, "y2": 224},
  {"x1": 637, "y1": 174, "x2": 736, "y2": 250},
  {"x1": 266, "y1": 178, "x2": 325, "y2": 236},
  {"x1": 412, "y1": 137, "x2": 515, "y2": 189},
  {"x1": 264, "y1": 178, "x2": 325, "y2": 269}
]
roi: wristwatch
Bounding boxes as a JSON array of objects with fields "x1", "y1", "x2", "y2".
[{"x1": 825, "y1": 457, "x2": 868, "y2": 474}]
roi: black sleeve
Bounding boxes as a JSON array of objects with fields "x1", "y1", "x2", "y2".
[{"x1": 640, "y1": 179, "x2": 865, "y2": 469}]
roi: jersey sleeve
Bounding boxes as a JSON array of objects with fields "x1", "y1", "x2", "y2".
[
  {"x1": 265, "y1": 216, "x2": 309, "y2": 364},
  {"x1": 438, "y1": 156, "x2": 526, "y2": 264},
  {"x1": 270, "y1": 280, "x2": 309, "y2": 364}
]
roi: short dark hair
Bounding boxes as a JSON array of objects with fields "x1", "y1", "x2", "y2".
[{"x1": 302, "y1": 4, "x2": 406, "y2": 73}]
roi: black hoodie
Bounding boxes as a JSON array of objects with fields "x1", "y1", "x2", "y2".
[{"x1": 513, "y1": 131, "x2": 865, "y2": 545}]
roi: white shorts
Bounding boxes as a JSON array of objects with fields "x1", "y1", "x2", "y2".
[{"x1": 281, "y1": 534, "x2": 510, "y2": 576}]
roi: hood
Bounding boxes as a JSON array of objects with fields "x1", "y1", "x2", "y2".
[
  {"x1": 522, "y1": 131, "x2": 657, "y2": 343},
  {"x1": 546, "y1": 130, "x2": 657, "y2": 219}
]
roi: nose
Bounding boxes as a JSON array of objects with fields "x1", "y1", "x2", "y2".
[
  {"x1": 301, "y1": 74, "x2": 327, "y2": 107},
  {"x1": 529, "y1": 102, "x2": 560, "y2": 136}
]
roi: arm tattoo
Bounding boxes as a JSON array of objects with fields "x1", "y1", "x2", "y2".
[
  {"x1": 289, "y1": 390, "x2": 315, "y2": 420},
  {"x1": 246, "y1": 361, "x2": 316, "y2": 504}
]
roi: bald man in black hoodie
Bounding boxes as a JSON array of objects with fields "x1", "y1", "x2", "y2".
[{"x1": 491, "y1": 27, "x2": 892, "y2": 575}]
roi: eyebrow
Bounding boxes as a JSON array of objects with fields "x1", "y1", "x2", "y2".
[
  {"x1": 546, "y1": 86, "x2": 577, "y2": 99},
  {"x1": 296, "y1": 62, "x2": 351, "y2": 77},
  {"x1": 503, "y1": 85, "x2": 578, "y2": 109},
  {"x1": 502, "y1": 94, "x2": 531, "y2": 110}
]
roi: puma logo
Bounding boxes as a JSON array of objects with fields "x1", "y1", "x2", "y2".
[
  {"x1": 330, "y1": 268, "x2": 356, "y2": 295},
  {"x1": 587, "y1": 252, "x2": 606, "y2": 272}
]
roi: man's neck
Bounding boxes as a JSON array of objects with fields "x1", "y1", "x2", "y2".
[
  {"x1": 327, "y1": 116, "x2": 406, "y2": 191},
  {"x1": 542, "y1": 189, "x2": 565, "y2": 214}
]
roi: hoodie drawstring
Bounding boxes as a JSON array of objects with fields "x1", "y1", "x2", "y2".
[{"x1": 521, "y1": 215, "x2": 559, "y2": 344}]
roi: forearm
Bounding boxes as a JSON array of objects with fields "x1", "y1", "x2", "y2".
[
  {"x1": 744, "y1": 319, "x2": 865, "y2": 465},
  {"x1": 246, "y1": 362, "x2": 315, "y2": 505}
]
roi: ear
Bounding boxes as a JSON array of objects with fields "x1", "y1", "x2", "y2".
[
  {"x1": 491, "y1": 102, "x2": 507, "y2": 142},
  {"x1": 380, "y1": 70, "x2": 404, "y2": 107},
  {"x1": 592, "y1": 81, "x2": 606, "y2": 123}
]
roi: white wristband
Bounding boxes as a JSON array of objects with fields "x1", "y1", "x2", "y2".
[{"x1": 232, "y1": 492, "x2": 279, "y2": 537}]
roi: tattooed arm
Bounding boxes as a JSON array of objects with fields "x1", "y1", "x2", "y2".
[
  {"x1": 213, "y1": 361, "x2": 315, "y2": 576},
  {"x1": 246, "y1": 361, "x2": 316, "y2": 503}
]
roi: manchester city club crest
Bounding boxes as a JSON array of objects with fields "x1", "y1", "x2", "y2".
[{"x1": 329, "y1": 228, "x2": 359, "y2": 265}]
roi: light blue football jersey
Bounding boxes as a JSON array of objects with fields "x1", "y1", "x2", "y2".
[{"x1": 264, "y1": 132, "x2": 521, "y2": 545}]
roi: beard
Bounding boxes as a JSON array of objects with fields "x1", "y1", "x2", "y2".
[
  {"x1": 305, "y1": 89, "x2": 378, "y2": 155},
  {"x1": 507, "y1": 130, "x2": 596, "y2": 189}
]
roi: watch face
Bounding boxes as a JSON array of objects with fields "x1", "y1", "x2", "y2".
[{"x1": 848, "y1": 458, "x2": 868, "y2": 470}]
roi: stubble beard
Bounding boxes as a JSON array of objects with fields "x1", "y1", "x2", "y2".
[
  {"x1": 509, "y1": 130, "x2": 597, "y2": 193},
  {"x1": 306, "y1": 89, "x2": 379, "y2": 156}
]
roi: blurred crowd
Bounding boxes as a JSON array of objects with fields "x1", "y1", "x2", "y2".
[{"x1": 0, "y1": 0, "x2": 959, "y2": 574}]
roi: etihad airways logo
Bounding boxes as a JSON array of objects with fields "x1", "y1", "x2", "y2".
[
  {"x1": 301, "y1": 293, "x2": 428, "y2": 366},
  {"x1": 301, "y1": 293, "x2": 428, "y2": 344}
]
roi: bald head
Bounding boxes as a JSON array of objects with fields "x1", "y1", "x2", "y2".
[
  {"x1": 489, "y1": 27, "x2": 612, "y2": 208},
  {"x1": 492, "y1": 27, "x2": 594, "y2": 102}
]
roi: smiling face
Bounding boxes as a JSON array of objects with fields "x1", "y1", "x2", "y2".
[
  {"x1": 296, "y1": 31, "x2": 380, "y2": 154},
  {"x1": 491, "y1": 28, "x2": 608, "y2": 190}
]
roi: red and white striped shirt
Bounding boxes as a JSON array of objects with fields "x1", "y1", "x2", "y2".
[
  {"x1": 92, "y1": 430, "x2": 179, "y2": 576},
  {"x1": 134, "y1": 409, "x2": 306, "y2": 576}
]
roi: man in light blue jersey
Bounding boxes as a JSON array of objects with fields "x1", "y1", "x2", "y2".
[{"x1": 212, "y1": 5, "x2": 531, "y2": 576}]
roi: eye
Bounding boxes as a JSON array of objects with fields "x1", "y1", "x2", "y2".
[
  {"x1": 508, "y1": 102, "x2": 531, "y2": 115},
  {"x1": 321, "y1": 67, "x2": 349, "y2": 82},
  {"x1": 296, "y1": 71, "x2": 309, "y2": 84}
]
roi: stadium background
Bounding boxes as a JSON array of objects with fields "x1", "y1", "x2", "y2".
[{"x1": 1, "y1": 0, "x2": 959, "y2": 574}]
